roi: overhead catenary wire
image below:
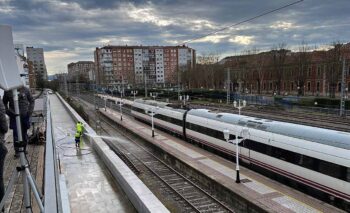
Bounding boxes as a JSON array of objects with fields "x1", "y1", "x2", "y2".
[{"x1": 181, "y1": 0, "x2": 304, "y2": 45}]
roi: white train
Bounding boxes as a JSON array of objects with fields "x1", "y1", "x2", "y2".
[{"x1": 131, "y1": 100, "x2": 350, "y2": 211}]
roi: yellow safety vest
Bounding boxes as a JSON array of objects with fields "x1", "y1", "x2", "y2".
[{"x1": 76, "y1": 122, "x2": 83, "y2": 134}]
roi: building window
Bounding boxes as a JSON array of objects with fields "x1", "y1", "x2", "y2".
[
  {"x1": 316, "y1": 81, "x2": 320, "y2": 92},
  {"x1": 307, "y1": 67, "x2": 311, "y2": 77},
  {"x1": 338, "y1": 82, "x2": 342, "y2": 92},
  {"x1": 307, "y1": 82, "x2": 311, "y2": 91},
  {"x1": 317, "y1": 66, "x2": 321, "y2": 77}
]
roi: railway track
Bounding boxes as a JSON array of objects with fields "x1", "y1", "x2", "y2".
[
  {"x1": 74, "y1": 94, "x2": 235, "y2": 213},
  {"x1": 190, "y1": 103, "x2": 350, "y2": 132}
]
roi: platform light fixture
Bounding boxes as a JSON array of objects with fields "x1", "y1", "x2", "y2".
[
  {"x1": 115, "y1": 97, "x2": 123, "y2": 121},
  {"x1": 233, "y1": 99, "x2": 246, "y2": 115},
  {"x1": 150, "y1": 92, "x2": 158, "y2": 101},
  {"x1": 131, "y1": 90, "x2": 138, "y2": 101},
  {"x1": 146, "y1": 106, "x2": 159, "y2": 137},
  {"x1": 223, "y1": 128, "x2": 250, "y2": 183},
  {"x1": 179, "y1": 95, "x2": 190, "y2": 107}
]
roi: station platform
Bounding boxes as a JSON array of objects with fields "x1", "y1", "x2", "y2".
[
  {"x1": 50, "y1": 93, "x2": 169, "y2": 213},
  {"x1": 49, "y1": 94, "x2": 137, "y2": 213},
  {"x1": 99, "y1": 105, "x2": 345, "y2": 213}
]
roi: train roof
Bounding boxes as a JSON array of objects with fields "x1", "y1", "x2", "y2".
[
  {"x1": 188, "y1": 109, "x2": 350, "y2": 150},
  {"x1": 134, "y1": 99, "x2": 187, "y2": 113}
]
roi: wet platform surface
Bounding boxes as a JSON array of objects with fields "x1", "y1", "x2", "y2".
[
  {"x1": 98, "y1": 102, "x2": 345, "y2": 213},
  {"x1": 49, "y1": 94, "x2": 136, "y2": 213}
]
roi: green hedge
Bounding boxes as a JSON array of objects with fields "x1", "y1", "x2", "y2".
[{"x1": 314, "y1": 98, "x2": 350, "y2": 109}]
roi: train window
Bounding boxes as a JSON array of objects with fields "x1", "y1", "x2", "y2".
[
  {"x1": 186, "y1": 122, "x2": 227, "y2": 141},
  {"x1": 155, "y1": 114, "x2": 182, "y2": 126},
  {"x1": 298, "y1": 155, "x2": 315, "y2": 170},
  {"x1": 247, "y1": 122, "x2": 257, "y2": 128},
  {"x1": 318, "y1": 161, "x2": 342, "y2": 179},
  {"x1": 238, "y1": 121, "x2": 246, "y2": 126},
  {"x1": 132, "y1": 106, "x2": 146, "y2": 114},
  {"x1": 246, "y1": 140, "x2": 349, "y2": 182},
  {"x1": 256, "y1": 125, "x2": 268, "y2": 130}
]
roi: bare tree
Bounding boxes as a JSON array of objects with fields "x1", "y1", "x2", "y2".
[
  {"x1": 324, "y1": 42, "x2": 343, "y2": 98},
  {"x1": 292, "y1": 42, "x2": 311, "y2": 96},
  {"x1": 271, "y1": 43, "x2": 288, "y2": 95},
  {"x1": 250, "y1": 48, "x2": 266, "y2": 94},
  {"x1": 195, "y1": 52, "x2": 223, "y2": 89}
]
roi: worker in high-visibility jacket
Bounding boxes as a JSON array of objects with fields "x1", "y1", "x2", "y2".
[
  {"x1": 75, "y1": 121, "x2": 84, "y2": 148},
  {"x1": 76, "y1": 121, "x2": 84, "y2": 136}
]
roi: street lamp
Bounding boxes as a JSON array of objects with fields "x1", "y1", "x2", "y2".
[
  {"x1": 179, "y1": 95, "x2": 190, "y2": 107},
  {"x1": 150, "y1": 92, "x2": 158, "y2": 101},
  {"x1": 116, "y1": 98, "x2": 123, "y2": 121},
  {"x1": 233, "y1": 99, "x2": 246, "y2": 115},
  {"x1": 146, "y1": 106, "x2": 159, "y2": 137},
  {"x1": 131, "y1": 90, "x2": 138, "y2": 101},
  {"x1": 297, "y1": 86, "x2": 300, "y2": 96},
  {"x1": 223, "y1": 128, "x2": 250, "y2": 183}
]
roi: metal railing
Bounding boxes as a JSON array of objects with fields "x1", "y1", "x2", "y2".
[{"x1": 44, "y1": 91, "x2": 61, "y2": 213}]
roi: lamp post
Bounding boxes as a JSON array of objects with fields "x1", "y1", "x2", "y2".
[
  {"x1": 131, "y1": 90, "x2": 138, "y2": 101},
  {"x1": 223, "y1": 128, "x2": 249, "y2": 183},
  {"x1": 146, "y1": 106, "x2": 159, "y2": 137},
  {"x1": 233, "y1": 99, "x2": 246, "y2": 115},
  {"x1": 150, "y1": 92, "x2": 158, "y2": 101},
  {"x1": 117, "y1": 99, "x2": 123, "y2": 121},
  {"x1": 179, "y1": 95, "x2": 190, "y2": 107},
  {"x1": 297, "y1": 86, "x2": 300, "y2": 96}
]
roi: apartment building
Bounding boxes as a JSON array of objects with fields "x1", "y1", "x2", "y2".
[
  {"x1": 26, "y1": 46, "x2": 48, "y2": 81},
  {"x1": 67, "y1": 61, "x2": 95, "y2": 82},
  {"x1": 94, "y1": 45, "x2": 195, "y2": 89}
]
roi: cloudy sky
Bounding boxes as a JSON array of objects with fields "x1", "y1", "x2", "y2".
[{"x1": 1, "y1": 0, "x2": 350, "y2": 75}]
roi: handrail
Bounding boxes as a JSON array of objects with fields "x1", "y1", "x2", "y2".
[{"x1": 44, "y1": 91, "x2": 60, "y2": 213}]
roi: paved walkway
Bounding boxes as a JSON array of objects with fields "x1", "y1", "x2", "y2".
[{"x1": 50, "y1": 94, "x2": 136, "y2": 213}]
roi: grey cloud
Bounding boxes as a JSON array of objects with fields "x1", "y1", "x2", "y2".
[{"x1": 1, "y1": 0, "x2": 350, "y2": 74}]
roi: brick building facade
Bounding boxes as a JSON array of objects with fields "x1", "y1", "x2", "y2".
[{"x1": 222, "y1": 44, "x2": 350, "y2": 97}]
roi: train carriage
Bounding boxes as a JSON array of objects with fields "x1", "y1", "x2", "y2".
[
  {"x1": 130, "y1": 101, "x2": 350, "y2": 210},
  {"x1": 186, "y1": 109, "x2": 350, "y2": 208}
]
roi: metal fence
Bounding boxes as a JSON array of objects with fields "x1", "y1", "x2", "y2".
[
  {"x1": 233, "y1": 94, "x2": 350, "y2": 117},
  {"x1": 44, "y1": 91, "x2": 62, "y2": 213}
]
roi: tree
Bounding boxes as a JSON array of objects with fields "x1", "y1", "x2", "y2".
[
  {"x1": 271, "y1": 43, "x2": 288, "y2": 95},
  {"x1": 324, "y1": 42, "x2": 343, "y2": 98},
  {"x1": 292, "y1": 42, "x2": 311, "y2": 96},
  {"x1": 195, "y1": 52, "x2": 223, "y2": 89},
  {"x1": 250, "y1": 48, "x2": 266, "y2": 94}
]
